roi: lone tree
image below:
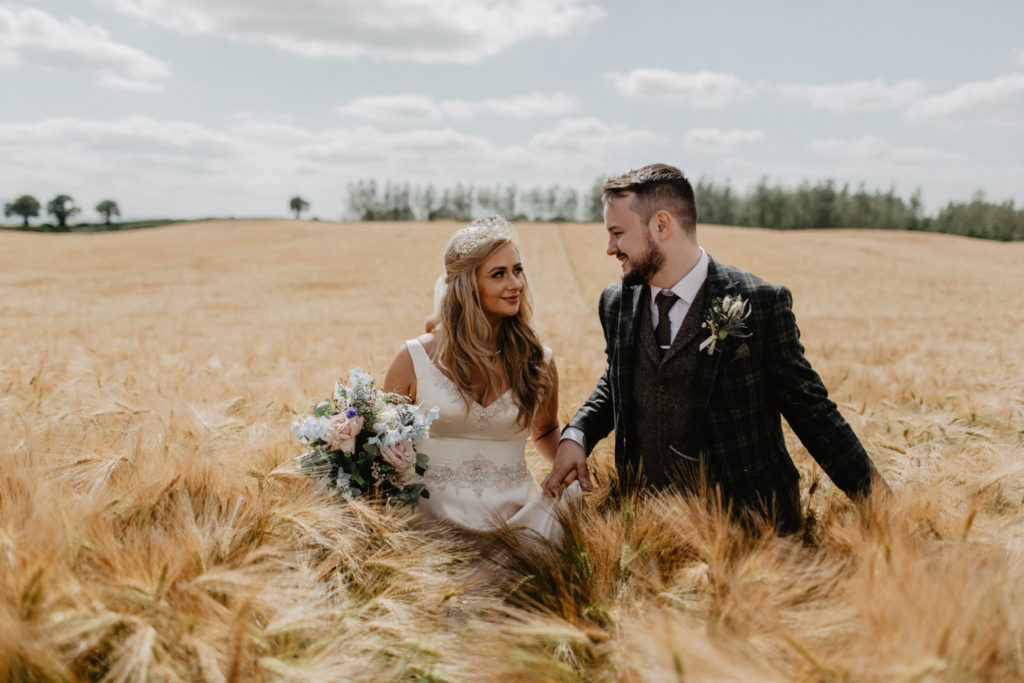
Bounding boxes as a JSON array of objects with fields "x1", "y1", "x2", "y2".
[
  {"x1": 289, "y1": 195, "x2": 310, "y2": 219},
  {"x1": 4, "y1": 194, "x2": 41, "y2": 228},
  {"x1": 47, "y1": 194, "x2": 80, "y2": 231},
  {"x1": 95, "y1": 199, "x2": 121, "y2": 225}
]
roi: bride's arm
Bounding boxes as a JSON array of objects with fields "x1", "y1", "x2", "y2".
[
  {"x1": 530, "y1": 358, "x2": 559, "y2": 464},
  {"x1": 383, "y1": 343, "x2": 417, "y2": 402}
]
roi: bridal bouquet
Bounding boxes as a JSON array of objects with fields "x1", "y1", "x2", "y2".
[{"x1": 290, "y1": 368, "x2": 438, "y2": 508}]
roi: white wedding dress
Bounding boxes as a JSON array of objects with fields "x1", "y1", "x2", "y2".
[{"x1": 405, "y1": 339, "x2": 572, "y2": 542}]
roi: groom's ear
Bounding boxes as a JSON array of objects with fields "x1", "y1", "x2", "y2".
[{"x1": 650, "y1": 210, "x2": 673, "y2": 240}]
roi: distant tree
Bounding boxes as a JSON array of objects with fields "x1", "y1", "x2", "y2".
[
  {"x1": 549, "y1": 185, "x2": 578, "y2": 221},
  {"x1": 524, "y1": 186, "x2": 545, "y2": 221},
  {"x1": 4, "y1": 194, "x2": 40, "y2": 227},
  {"x1": 346, "y1": 180, "x2": 375, "y2": 220},
  {"x1": 95, "y1": 199, "x2": 120, "y2": 225},
  {"x1": 933, "y1": 191, "x2": 1024, "y2": 241},
  {"x1": 450, "y1": 184, "x2": 473, "y2": 221},
  {"x1": 695, "y1": 178, "x2": 740, "y2": 226},
  {"x1": 428, "y1": 189, "x2": 457, "y2": 221},
  {"x1": 583, "y1": 177, "x2": 605, "y2": 222},
  {"x1": 289, "y1": 195, "x2": 310, "y2": 219},
  {"x1": 745, "y1": 178, "x2": 787, "y2": 229},
  {"x1": 908, "y1": 188, "x2": 924, "y2": 231},
  {"x1": 46, "y1": 194, "x2": 80, "y2": 231},
  {"x1": 415, "y1": 184, "x2": 437, "y2": 220}
]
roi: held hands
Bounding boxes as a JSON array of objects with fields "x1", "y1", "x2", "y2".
[{"x1": 541, "y1": 439, "x2": 592, "y2": 498}]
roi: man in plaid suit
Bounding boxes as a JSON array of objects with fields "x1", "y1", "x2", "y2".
[{"x1": 541, "y1": 164, "x2": 885, "y2": 533}]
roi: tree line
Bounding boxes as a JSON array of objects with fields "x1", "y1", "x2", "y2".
[
  {"x1": 344, "y1": 180, "x2": 597, "y2": 223},
  {"x1": 4, "y1": 194, "x2": 120, "y2": 230},
  {"x1": 7, "y1": 181, "x2": 1021, "y2": 241},
  {"x1": 342, "y1": 178, "x2": 1023, "y2": 241},
  {"x1": 695, "y1": 179, "x2": 1024, "y2": 241}
]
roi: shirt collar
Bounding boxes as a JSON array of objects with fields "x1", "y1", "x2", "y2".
[{"x1": 650, "y1": 247, "x2": 708, "y2": 305}]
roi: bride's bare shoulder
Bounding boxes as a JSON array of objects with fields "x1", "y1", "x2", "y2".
[{"x1": 384, "y1": 338, "x2": 418, "y2": 396}]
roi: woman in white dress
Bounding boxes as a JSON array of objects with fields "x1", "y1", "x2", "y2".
[{"x1": 384, "y1": 217, "x2": 570, "y2": 541}]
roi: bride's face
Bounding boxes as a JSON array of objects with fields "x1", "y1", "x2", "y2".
[{"x1": 476, "y1": 242, "x2": 524, "y2": 325}]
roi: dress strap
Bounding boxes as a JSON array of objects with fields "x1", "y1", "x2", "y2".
[
  {"x1": 404, "y1": 338, "x2": 432, "y2": 375},
  {"x1": 405, "y1": 339, "x2": 459, "y2": 405},
  {"x1": 405, "y1": 338, "x2": 426, "y2": 360}
]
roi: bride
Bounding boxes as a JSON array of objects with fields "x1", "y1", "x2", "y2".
[{"x1": 384, "y1": 217, "x2": 572, "y2": 541}]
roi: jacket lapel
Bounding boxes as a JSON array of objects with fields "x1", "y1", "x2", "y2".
[
  {"x1": 615, "y1": 284, "x2": 644, "y2": 428},
  {"x1": 635, "y1": 286, "x2": 663, "y2": 366},
  {"x1": 691, "y1": 258, "x2": 735, "y2": 419}
]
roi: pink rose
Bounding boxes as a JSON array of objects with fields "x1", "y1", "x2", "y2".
[
  {"x1": 380, "y1": 440, "x2": 417, "y2": 474},
  {"x1": 323, "y1": 413, "x2": 363, "y2": 453}
]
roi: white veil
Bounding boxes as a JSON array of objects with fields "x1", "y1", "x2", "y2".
[{"x1": 432, "y1": 273, "x2": 448, "y2": 315}]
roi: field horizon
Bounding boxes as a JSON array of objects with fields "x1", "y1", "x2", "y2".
[{"x1": 2, "y1": 219, "x2": 1023, "y2": 681}]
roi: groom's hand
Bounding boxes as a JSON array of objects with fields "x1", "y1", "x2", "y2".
[{"x1": 542, "y1": 440, "x2": 591, "y2": 497}]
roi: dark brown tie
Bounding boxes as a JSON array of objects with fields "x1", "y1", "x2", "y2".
[{"x1": 655, "y1": 290, "x2": 678, "y2": 350}]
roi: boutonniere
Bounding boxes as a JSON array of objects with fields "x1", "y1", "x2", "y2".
[{"x1": 700, "y1": 294, "x2": 752, "y2": 355}]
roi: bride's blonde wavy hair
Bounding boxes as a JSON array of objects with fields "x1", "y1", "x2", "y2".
[{"x1": 428, "y1": 217, "x2": 555, "y2": 428}]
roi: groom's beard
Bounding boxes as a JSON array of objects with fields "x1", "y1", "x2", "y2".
[{"x1": 621, "y1": 234, "x2": 665, "y2": 288}]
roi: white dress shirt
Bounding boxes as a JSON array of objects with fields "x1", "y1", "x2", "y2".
[
  {"x1": 649, "y1": 246, "x2": 709, "y2": 348},
  {"x1": 561, "y1": 247, "x2": 709, "y2": 449}
]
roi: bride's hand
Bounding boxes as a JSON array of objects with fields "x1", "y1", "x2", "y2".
[{"x1": 542, "y1": 440, "x2": 591, "y2": 498}]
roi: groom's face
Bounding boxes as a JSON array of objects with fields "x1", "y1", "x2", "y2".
[{"x1": 605, "y1": 193, "x2": 664, "y2": 287}]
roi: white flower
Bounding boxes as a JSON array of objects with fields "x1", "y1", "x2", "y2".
[
  {"x1": 347, "y1": 367, "x2": 376, "y2": 403},
  {"x1": 291, "y1": 415, "x2": 330, "y2": 442},
  {"x1": 404, "y1": 404, "x2": 439, "y2": 441},
  {"x1": 335, "y1": 471, "x2": 356, "y2": 501}
]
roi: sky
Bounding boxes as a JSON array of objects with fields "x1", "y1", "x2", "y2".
[{"x1": 2, "y1": 0, "x2": 1023, "y2": 221}]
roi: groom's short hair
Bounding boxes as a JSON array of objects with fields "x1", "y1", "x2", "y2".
[{"x1": 602, "y1": 163, "x2": 697, "y2": 232}]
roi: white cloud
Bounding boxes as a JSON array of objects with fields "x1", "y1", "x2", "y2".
[
  {"x1": 684, "y1": 128, "x2": 765, "y2": 155},
  {"x1": 306, "y1": 126, "x2": 522, "y2": 167},
  {"x1": 95, "y1": 0, "x2": 604, "y2": 63},
  {"x1": 441, "y1": 92, "x2": 579, "y2": 119},
  {"x1": 778, "y1": 78, "x2": 927, "y2": 112},
  {"x1": 337, "y1": 92, "x2": 578, "y2": 122},
  {"x1": 527, "y1": 118, "x2": 667, "y2": 156},
  {"x1": 0, "y1": 6, "x2": 170, "y2": 90},
  {"x1": 1, "y1": 115, "x2": 240, "y2": 162},
  {"x1": 226, "y1": 114, "x2": 317, "y2": 143},
  {"x1": 337, "y1": 95, "x2": 444, "y2": 123},
  {"x1": 808, "y1": 134, "x2": 965, "y2": 165},
  {"x1": 905, "y1": 74, "x2": 1024, "y2": 125},
  {"x1": 605, "y1": 69, "x2": 757, "y2": 108}
]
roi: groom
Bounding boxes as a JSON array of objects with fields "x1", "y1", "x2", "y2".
[{"x1": 542, "y1": 163, "x2": 886, "y2": 532}]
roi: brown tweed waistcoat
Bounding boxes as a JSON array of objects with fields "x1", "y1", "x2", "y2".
[{"x1": 629, "y1": 283, "x2": 708, "y2": 490}]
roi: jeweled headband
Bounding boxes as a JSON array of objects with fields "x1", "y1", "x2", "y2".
[{"x1": 445, "y1": 216, "x2": 514, "y2": 261}]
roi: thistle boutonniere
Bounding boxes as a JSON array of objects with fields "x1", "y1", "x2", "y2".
[{"x1": 700, "y1": 294, "x2": 752, "y2": 355}]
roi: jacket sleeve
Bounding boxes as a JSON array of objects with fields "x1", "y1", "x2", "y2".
[
  {"x1": 764, "y1": 286, "x2": 879, "y2": 498},
  {"x1": 568, "y1": 287, "x2": 618, "y2": 456}
]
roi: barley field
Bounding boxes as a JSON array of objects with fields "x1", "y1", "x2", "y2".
[{"x1": 1, "y1": 219, "x2": 1023, "y2": 681}]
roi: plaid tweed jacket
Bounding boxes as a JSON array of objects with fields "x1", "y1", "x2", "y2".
[{"x1": 568, "y1": 256, "x2": 878, "y2": 503}]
